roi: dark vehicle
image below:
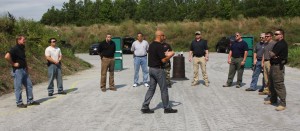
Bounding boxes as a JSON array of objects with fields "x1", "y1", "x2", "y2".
[
  {"x1": 122, "y1": 37, "x2": 135, "y2": 54},
  {"x1": 215, "y1": 36, "x2": 235, "y2": 53},
  {"x1": 89, "y1": 43, "x2": 99, "y2": 55}
]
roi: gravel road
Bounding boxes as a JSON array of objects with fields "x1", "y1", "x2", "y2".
[{"x1": 0, "y1": 52, "x2": 299, "y2": 131}]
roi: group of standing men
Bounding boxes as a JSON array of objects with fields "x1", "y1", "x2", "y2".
[
  {"x1": 222, "y1": 29, "x2": 288, "y2": 111},
  {"x1": 5, "y1": 35, "x2": 66, "y2": 108}
]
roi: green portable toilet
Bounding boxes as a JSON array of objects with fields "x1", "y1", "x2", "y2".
[
  {"x1": 112, "y1": 37, "x2": 123, "y2": 71},
  {"x1": 242, "y1": 36, "x2": 254, "y2": 68}
]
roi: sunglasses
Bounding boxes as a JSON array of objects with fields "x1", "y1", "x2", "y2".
[
  {"x1": 265, "y1": 36, "x2": 271, "y2": 37},
  {"x1": 51, "y1": 41, "x2": 56, "y2": 43},
  {"x1": 260, "y1": 37, "x2": 264, "y2": 39},
  {"x1": 274, "y1": 34, "x2": 281, "y2": 36}
]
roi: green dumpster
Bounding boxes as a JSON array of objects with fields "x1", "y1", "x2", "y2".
[
  {"x1": 242, "y1": 36, "x2": 254, "y2": 68},
  {"x1": 112, "y1": 37, "x2": 123, "y2": 71}
]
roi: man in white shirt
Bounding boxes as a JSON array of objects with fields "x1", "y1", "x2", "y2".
[
  {"x1": 131, "y1": 32, "x2": 149, "y2": 87},
  {"x1": 45, "y1": 38, "x2": 66, "y2": 96}
]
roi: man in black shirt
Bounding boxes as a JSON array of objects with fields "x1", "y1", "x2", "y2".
[
  {"x1": 141, "y1": 30, "x2": 177, "y2": 114},
  {"x1": 223, "y1": 32, "x2": 248, "y2": 88},
  {"x1": 189, "y1": 31, "x2": 209, "y2": 87},
  {"x1": 264, "y1": 29, "x2": 288, "y2": 111},
  {"x1": 4, "y1": 35, "x2": 40, "y2": 108},
  {"x1": 98, "y1": 34, "x2": 116, "y2": 92}
]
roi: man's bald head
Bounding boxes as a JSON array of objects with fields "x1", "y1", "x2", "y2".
[{"x1": 155, "y1": 30, "x2": 164, "y2": 42}]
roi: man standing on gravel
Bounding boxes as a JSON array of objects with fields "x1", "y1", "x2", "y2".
[
  {"x1": 131, "y1": 32, "x2": 149, "y2": 88},
  {"x1": 45, "y1": 38, "x2": 67, "y2": 96},
  {"x1": 4, "y1": 35, "x2": 40, "y2": 108},
  {"x1": 141, "y1": 30, "x2": 177, "y2": 114},
  {"x1": 189, "y1": 31, "x2": 209, "y2": 87},
  {"x1": 98, "y1": 34, "x2": 117, "y2": 92},
  {"x1": 264, "y1": 29, "x2": 288, "y2": 111},
  {"x1": 223, "y1": 32, "x2": 248, "y2": 88},
  {"x1": 259, "y1": 31, "x2": 276, "y2": 95},
  {"x1": 245, "y1": 33, "x2": 265, "y2": 92}
]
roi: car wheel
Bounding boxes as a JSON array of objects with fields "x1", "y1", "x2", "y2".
[
  {"x1": 225, "y1": 48, "x2": 229, "y2": 53},
  {"x1": 216, "y1": 47, "x2": 220, "y2": 53}
]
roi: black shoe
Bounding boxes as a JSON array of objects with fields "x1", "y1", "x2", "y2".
[
  {"x1": 222, "y1": 84, "x2": 231, "y2": 87},
  {"x1": 28, "y1": 101, "x2": 40, "y2": 106},
  {"x1": 245, "y1": 88, "x2": 256, "y2": 91},
  {"x1": 48, "y1": 93, "x2": 53, "y2": 96},
  {"x1": 58, "y1": 91, "x2": 67, "y2": 95},
  {"x1": 17, "y1": 103, "x2": 27, "y2": 108},
  {"x1": 164, "y1": 108, "x2": 178, "y2": 113},
  {"x1": 141, "y1": 108, "x2": 154, "y2": 114}
]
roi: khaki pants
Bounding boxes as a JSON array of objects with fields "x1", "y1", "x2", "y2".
[
  {"x1": 263, "y1": 61, "x2": 271, "y2": 89},
  {"x1": 193, "y1": 57, "x2": 208, "y2": 84},
  {"x1": 101, "y1": 57, "x2": 115, "y2": 89}
]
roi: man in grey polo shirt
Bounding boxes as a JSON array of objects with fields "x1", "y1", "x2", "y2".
[
  {"x1": 131, "y1": 32, "x2": 149, "y2": 87},
  {"x1": 260, "y1": 31, "x2": 276, "y2": 95},
  {"x1": 245, "y1": 33, "x2": 265, "y2": 91}
]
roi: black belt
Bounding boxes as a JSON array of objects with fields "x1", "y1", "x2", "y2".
[
  {"x1": 257, "y1": 59, "x2": 262, "y2": 61},
  {"x1": 150, "y1": 66, "x2": 164, "y2": 69},
  {"x1": 103, "y1": 56, "x2": 114, "y2": 59},
  {"x1": 264, "y1": 59, "x2": 270, "y2": 61},
  {"x1": 135, "y1": 55, "x2": 147, "y2": 57},
  {"x1": 193, "y1": 55, "x2": 204, "y2": 57},
  {"x1": 233, "y1": 56, "x2": 243, "y2": 58}
]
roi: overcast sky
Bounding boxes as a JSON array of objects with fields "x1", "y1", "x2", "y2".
[{"x1": 0, "y1": 0, "x2": 69, "y2": 21}]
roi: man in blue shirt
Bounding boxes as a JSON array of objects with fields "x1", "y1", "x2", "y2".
[{"x1": 223, "y1": 32, "x2": 248, "y2": 88}]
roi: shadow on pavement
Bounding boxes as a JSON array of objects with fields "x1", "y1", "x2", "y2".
[
  {"x1": 116, "y1": 84, "x2": 127, "y2": 89},
  {"x1": 64, "y1": 88, "x2": 78, "y2": 93},
  {"x1": 151, "y1": 100, "x2": 182, "y2": 111},
  {"x1": 36, "y1": 97, "x2": 56, "y2": 104}
]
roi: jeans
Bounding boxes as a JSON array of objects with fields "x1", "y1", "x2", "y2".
[
  {"x1": 142, "y1": 68, "x2": 170, "y2": 109},
  {"x1": 47, "y1": 64, "x2": 63, "y2": 93},
  {"x1": 249, "y1": 61, "x2": 264, "y2": 90},
  {"x1": 134, "y1": 56, "x2": 149, "y2": 84},
  {"x1": 13, "y1": 69, "x2": 34, "y2": 105}
]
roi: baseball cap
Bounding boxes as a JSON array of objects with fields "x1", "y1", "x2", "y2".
[{"x1": 195, "y1": 31, "x2": 201, "y2": 35}]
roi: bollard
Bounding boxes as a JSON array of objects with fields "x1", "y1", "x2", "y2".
[{"x1": 172, "y1": 54, "x2": 188, "y2": 80}]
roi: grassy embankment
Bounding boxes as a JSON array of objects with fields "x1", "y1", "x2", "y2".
[
  {"x1": 0, "y1": 17, "x2": 91, "y2": 95},
  {"x1": 53, "y1": 16, "x2": 300, "y2": 67}
]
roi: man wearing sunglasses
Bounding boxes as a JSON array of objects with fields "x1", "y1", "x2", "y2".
[
  {"x1": 245, "y1": 33, "x2": 265, "y2": 92},
  {"x1": 45, "y1": 38, "x2": 67, "y2": 96},
  {"x1": 264, "y1": 29, "x2": 288, "y2": 111},
  {"x1": 260, "y1": 32, "x2": 276, "y2": 95},
  {"x1": 223, "y1": 32, "x2": 248, "y2": 88}
]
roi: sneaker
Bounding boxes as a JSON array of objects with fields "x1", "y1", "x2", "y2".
[
  {"x1": 191, "y1": 81, "x2": 197, "y2": 86},
  {"x1": 141, "y1": 108, "x2": 154, "y2": 114},
  {"x1": 258, "y1": 92, "x2": 268, "y2": 95},
  {"x1": 144, "y1": 83, "x2": 149, "y2": 87},
  {"x1": 264, "y1": 100, "x2": 272, "y2": 105},
  {"x1": 17, "y1": 103, "x2": 27, "y2": 108},
  {"x1": 205, "y1": 83, "x2": 209, "y2": 87},
  {"x1": 101, "y1": 88, "x2": 106, "y2": 92},
  {"x1": 236, "y1": 85, "x2": 241, "y2": 88},
  {"x1": 48, "y1": 93, "x2": 53, "y2": 96},
  {"x1": 245, "y1": 88, "x2": 256, "y2": 91},
  {"x1": 222, "y1": 84, "x2": 231, "y2": 87},
  {"x1": 275, "y1": 105, "x2": 286, "y2": 111},
  {"x1": 133, "y1": 83, "x2": 138, "y2": 87},
  {"x1": 110, "y1": 88, "x2": 117, "y2": 91},
  {"x1": 28, "y1": 101, "x2": 40, "y2": 106},
  {"x1": 164, "y1": 108, "x2": 178, "y2": 113}
]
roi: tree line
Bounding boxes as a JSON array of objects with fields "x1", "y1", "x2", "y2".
[{"x1": 41, "y1": 0, "x2": 300, "y2": 26}]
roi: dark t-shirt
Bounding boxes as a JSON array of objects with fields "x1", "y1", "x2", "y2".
[
  {"x1": 98, "y1": 40, "x2": 116, "y2": 58},
  {"x1": 8, "y1": 44, "x2": 27, "y2": 71},
  {"x1": 230, "y1": 40, "x2": 249, "y2": 58},
  {"x1": 148, "y1": 41, "x2": 166, "y2": 68},
  {"x1": 190, "y1": 39, "x2": 208, "y2": 57},
  {"x1": 271, "y1": 39, "x2": 288, "y2": 64}
]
